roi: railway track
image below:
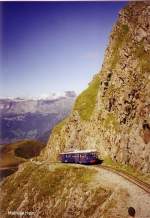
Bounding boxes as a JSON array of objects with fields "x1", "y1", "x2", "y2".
[
  {"x1": 0, "y1": 166, "x2": 18, "y2": 170},
  {"x1": 96, "y1": 165, "x2": 150, "y2": 194},
  {"x1": 34, "y1": 160, "x2": 150, "y2": 194}
]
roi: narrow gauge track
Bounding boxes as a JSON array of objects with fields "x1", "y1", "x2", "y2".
[
  {"x1": 95, "y1": 165, "x2": 150, "y2": 194},
  {"x1": 0, "y1": 166, "x2": 18, "y2": 170},
  {"x1": 37, "y1": 160, "x2": 150, "y2": 194}
]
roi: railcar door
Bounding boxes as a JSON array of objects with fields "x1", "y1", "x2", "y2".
[{"x1": 74, "y1": 154, "x2": 80, "y2": 163}]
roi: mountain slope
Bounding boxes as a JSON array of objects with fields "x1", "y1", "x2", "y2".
[{"x1": 42, "y1": 2, "x2": 150, "y2": 173}]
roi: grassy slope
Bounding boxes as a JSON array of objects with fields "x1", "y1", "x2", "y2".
[
  {"x1": 0, "y1": 163, "x2": 111, "y2": 218},
  {"x1": 50, "y1": 74, "x2": 100, "y2": 135},
  {"x1": 74, "y1": 74, "x2": 100, "y2": 120},
  {"x1": 52, "y1": 118, "x2": 68, "y2": 135}
]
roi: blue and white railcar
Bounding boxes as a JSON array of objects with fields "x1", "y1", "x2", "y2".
[{"x1": 59, "y1": 150, "x2": 100, "y2": 164}]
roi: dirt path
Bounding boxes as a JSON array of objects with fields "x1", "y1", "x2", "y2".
[
  {"x1": 91, "y1": 166, "x2": 150, "y2": 218},
  {"x1": 31, "y1": 161, "x2": 150, "y2": 218}
]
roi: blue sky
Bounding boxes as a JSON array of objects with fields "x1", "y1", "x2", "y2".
[{"x1": 1, "y1": 2, "x2": 127, "y2": 98}]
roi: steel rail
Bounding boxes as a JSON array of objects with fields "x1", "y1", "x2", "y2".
[
  {"x1": 95, "y1": 165, "x2": 150, "y2": 194},
  {"x1": 35, "y1": 160, "x2": 150, "y2": 194}
]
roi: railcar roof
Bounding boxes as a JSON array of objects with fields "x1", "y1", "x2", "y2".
[{"x1": 60, "y1": 149, "x2": 97, "y2": 155}]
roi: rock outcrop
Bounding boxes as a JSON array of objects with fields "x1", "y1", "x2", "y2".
[{"x1": 43, "y1": 2, "x2": 150, "y2": 173}]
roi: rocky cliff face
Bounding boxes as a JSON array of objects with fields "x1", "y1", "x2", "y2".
[{"x1": 43, "y1": 2, "x2": 150, "y2": 173}]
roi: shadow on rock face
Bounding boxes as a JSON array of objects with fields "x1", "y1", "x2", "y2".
[{"x1": 0, "y1": 167, "x2": 18, "y2": 181}]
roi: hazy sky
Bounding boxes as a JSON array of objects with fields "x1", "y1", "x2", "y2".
[{"x1": 1, "y1": 2, "x2": 127, "y2": 98}]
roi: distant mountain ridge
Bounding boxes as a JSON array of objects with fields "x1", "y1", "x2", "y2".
[
  {"x1": 0, "y1": 91, "x2": 76, "y2": 114},
  {"x1": 0, "y1": 91, "x2": 76, "y2": 144}
]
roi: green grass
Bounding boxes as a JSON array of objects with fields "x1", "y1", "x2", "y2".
[
  {"x1": 103, "y1": 112, "x2": 119, "y2": 131},
  {"x1": 74, "y1": 75, "x2": 100, "y2": 120},
  {"x1": 104, "y1": 157, "x2": 138, "y2": 177},
  {"x1": 134, "y1": 41, "x2": 150, "y2": 72},
  {"x1": 52, "y1": 74, "x2": 100, "y2": 123},
  {"x1": 52, "y1": 118, "x2": 68, "y2": 135},
  {"x1": 122, "y1": 24, "x2": 129, "y2": 33}
]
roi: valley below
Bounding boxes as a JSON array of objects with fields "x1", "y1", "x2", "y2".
[
  {"x1": 0, "y1": 91, "x2": 76, "y2": 144},
  {"x1": 0, "y1": 140, "x2": 45, "y2": 181}
]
